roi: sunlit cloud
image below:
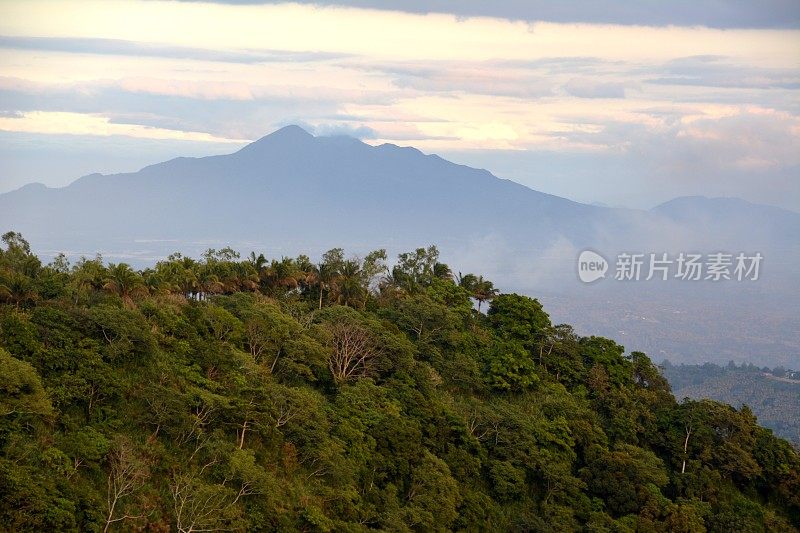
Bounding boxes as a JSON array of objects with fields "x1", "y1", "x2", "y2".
[{"x1": 0, "y1": 0, "x2": 798, "y2": 208}]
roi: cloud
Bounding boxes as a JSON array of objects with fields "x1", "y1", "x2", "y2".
[
  {"x1": 151, "y1": 0, "x2": 800, "y2": 29},
  {"x1": 666, "y1": 107, "x2": 800, "y2": 172},
  {"x1": 0, "y1": 76, "x2": 387, "y2": 140},
  {"x1": 0, "y1": 111, "x2": 248, "y2": 142},
  {"x1": 3, "y1": 2, "x2": 796, "y2": 65},
  {"x1": 647, "y1": 55, "x2": 800, "y2": 90},
  {"x1": 435, "y1": 104, "x2": 800, "y2": 210},
  {"x1": 563, "y1": 78, "x2": 626, "y2": 98},
  {"x1": 312, "y1": 123, "x2": 378, "y2": 138},
  {"x1": 369, "y1": 61, "x2": 554, "y2": 98},
  {"x1": 0, "y1": 0, "x2": 797, "y2": 210},
  {"x1": 117, "y1": 77, "x2": 258, "y2": 101},
  {"x1": 0, "y1": 35, "x2": 350, "y2": 64},
  {"x1": 541, "y1": 104, "x2": 800, "y2": 172}
]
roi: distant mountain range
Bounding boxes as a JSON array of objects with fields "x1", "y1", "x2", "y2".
[
  {"x1": 0, "y1": 125, "x2": 617, "y2": 256},
  {"x1": 2, "y1": 125, "x2": 798, "y2": 366}
]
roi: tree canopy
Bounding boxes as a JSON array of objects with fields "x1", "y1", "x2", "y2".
[{"x1": 1, "y1": 234, "x2": 798, "y2": 532}]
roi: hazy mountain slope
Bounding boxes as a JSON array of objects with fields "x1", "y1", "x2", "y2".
[{"x1": 653, "y1": 196, "x2": 800, "y2": 248}]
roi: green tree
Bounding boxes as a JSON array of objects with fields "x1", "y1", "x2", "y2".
[
  {"x1": 103, "y1": 263, "x2": 146, "y2": 302},
  {"x1": 471, "y1": 275, "x2": 499, "y2": 312}
]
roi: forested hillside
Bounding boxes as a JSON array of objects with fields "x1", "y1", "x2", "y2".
[
  {"x1": 1, "y1": 231, "x2": 798, "y2": 532},
  {"x1": 664, "y1": 362, "x2": 800, "y2": 448}
]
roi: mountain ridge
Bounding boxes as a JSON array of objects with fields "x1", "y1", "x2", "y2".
[
  {"x1": 1, "y1": 126, "x2": 796, "y2": 271},
  {"x1": 0, "y1": 125, "x2": 605, "y2": 250},
  {"x1": 5, "y1": 126, "x2": 795, "y2": 222}
]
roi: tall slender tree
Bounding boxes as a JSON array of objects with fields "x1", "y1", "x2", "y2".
[{"x1": 472, "y1": 276, "x2": 499, "y2": 313}]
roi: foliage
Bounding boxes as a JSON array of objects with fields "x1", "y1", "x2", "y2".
[
  {"x1": 664, "y1": 360, "x2": 800, "y2": 447},
  {"x1": 0, "y1": 234, "x2": 798, "y2": 531}
]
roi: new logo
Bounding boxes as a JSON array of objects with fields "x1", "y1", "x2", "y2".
[{"x1": 578, "y1": 250, "x2": 608, "y2": 283}]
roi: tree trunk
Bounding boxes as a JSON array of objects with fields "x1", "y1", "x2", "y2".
[
  {"x1": 239, "y1": 420, "x2": 248, "y2": 449},
  {"x1": 104, "y1": 501, "x2": 117, "y2": 533},
  {"x1": 681, "y1": 426, "x2": 691, "y2": 474}
]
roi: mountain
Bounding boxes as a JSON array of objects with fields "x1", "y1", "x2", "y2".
[
  {"x1": 0, "y1": 125, "x2": 613, "y2": 257},
  {"x1": 1, "y1": 125, "x2": 799, "y2": 366},
  {"x1": 653, "y1": 196, "x2": 800, "y2": 248},
  {"x1": 2, "y1": 126, "x2": 797, "y2": 262}
]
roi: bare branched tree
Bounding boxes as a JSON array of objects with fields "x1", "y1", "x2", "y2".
[
  {"x1": 325, "y1": 319, "x2": 380, "y2": 384},
  {"x1": 104, "y1": 438, "x2": 149, "y2": 533},
  {"x1": 169, "y1": 463, "x2": 255, "y2": 533},
  {"x1": 271, "y1": 394, "x2": 300, "y2": 428},
  {"x1": 244, "y1": 320, "x2": 268, "y2": 362}
]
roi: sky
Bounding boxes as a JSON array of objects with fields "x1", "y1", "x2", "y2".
[{"x1": 0, "y1": 0, "x2": 798, "y2": 210}]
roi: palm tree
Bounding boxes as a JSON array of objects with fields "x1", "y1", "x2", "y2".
[
  {"x1": 456, "y1": 272, "x2": 477, "y2": 291},
  {"x1": 177, "y1": 257, "x2": 200, "y2": 297},
  {"x1": 334, "y1": 260, "x2": 366, "y2": 308},
  {"x1": 381, "y1": 266, "x2": 408, "y2": 293},
  {"x1": 433, "y1": 262, "x2": 453, "y2": 281},
  {"x1": 103, "y1": 263, "x2": 146, "y2": 301},
  {"x1": 263, "y1": 257, "x2": 300, "y2": 296},
  {"x1": 197, "y1": 269, "x2": 224, "y2": 299},
  {"x1": 157, "y1": 257, "x2": 197, "y2": 298},
  {"x1": 235, "y1": 262, "x2": 260, "y2": 292},
  {"x1": 248, "y1": 252, "x2": 268, "y2": 277},
  {"x1": 71, "y1": 256, "x2": 106, "y2": 303},
  {"x1": 0, "y1": 271, "x2": 37, "y2": 308},
  {"x1": 315, "y1": 261, "x2": 340, "y2": 309},
  {"x1": 472, "y1": 276, "x2": 498, "y2": 313},
  {"x1": 142, "y1": 268, "x2": 171, "y2": 295},
  {"x1": 294, "y1": 255, "x2": 320, "y2": 298}
]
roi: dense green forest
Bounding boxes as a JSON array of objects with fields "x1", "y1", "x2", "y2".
[
  {"x1": 1, "y1": 231, "x2": 798, "y2": 532},
  {"x1": 663, "y1": 361, "x2": 800, "y2": 448}
]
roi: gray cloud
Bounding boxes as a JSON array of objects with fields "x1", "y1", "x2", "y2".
[
  {"x1": 647, "y1": 55, "x2": 800, "y2": 90},
  {"x1": 554, "y1": 109, "x2": 799, "y2": 208},
  {"x1": 344, "y1": 59, "x2": 556, "y2": 98},
  {"x1": 643, "y1": 111, "x2": 800, "y2": 176},
  {"x1": 0, "y1": 35, "x2": 351, "y2": 64},
  {"x1": 498, "y1": 57, "x2": 626, "y2": 75},
  {"x1": 432, "y1": 101, "x2": 800, "y2": 211},
  {"x1": 153, "y1": 0, "x2": 800, "y2": 28},
  {"x1": 551, "y1": 105, "x2": 799, "y2": 170},
  {"x1": 563, "y1": 78, "x2": 626, "y2": 98},
  {"x1": 0, "y1": 77, "x2": 387, "y2": 140},
  {"x1": 312, "y1": 123, "x2": 378, "y2": 138},
  {"x1": 392, "y1": 70, "x2": 553, "y2": 99}
]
